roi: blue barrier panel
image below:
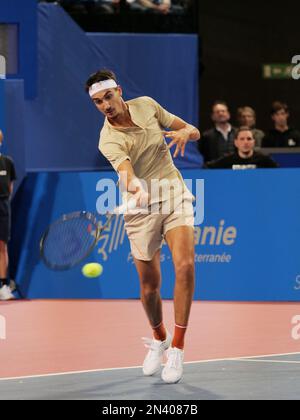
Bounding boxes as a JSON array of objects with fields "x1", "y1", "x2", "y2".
[
  {"x1": 12, "y1": 169, "x2": 300, "y2": 301},
  {"x1": 271, "y1": 152, "x2": 300, "y2": 167}
]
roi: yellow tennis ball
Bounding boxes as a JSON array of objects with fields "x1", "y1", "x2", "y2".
[{"x1": 82, "y1": 262, "x2": 103, "y2": 278}]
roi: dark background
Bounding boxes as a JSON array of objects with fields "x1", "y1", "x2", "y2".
[{"x1": 197, "y1": 1, "x2": 300, "y2": 131}]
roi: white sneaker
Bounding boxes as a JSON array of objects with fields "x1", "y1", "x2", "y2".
[
  {"x1": 142, "y1": 331, "x2": 172, "y2": 376},
  {"x1": 161, "y1": 347, "x2": 184, "y2": 384},
  {"x1": 0, "y1": 284, "x2": 14, "y2": 301}
]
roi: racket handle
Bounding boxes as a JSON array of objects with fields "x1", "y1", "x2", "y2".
[{"x1": 114, "y1": 198, "x2": 137, "y2": 215}]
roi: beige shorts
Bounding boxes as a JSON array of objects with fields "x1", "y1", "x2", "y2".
[{"x1": 124, "y1": 194, "x2": 194, "y2": 261}]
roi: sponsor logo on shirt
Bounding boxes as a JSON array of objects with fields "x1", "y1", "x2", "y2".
[{"x1": 232, "y1": 164, "x2": 257, "y2": 170}]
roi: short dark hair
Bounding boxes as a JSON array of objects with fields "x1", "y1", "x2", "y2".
[
  {"x1": 271, "y1": 101, "x2": 289, "y2": 115},
  {"x1": 211, "y1": 100, "x2": 229, "y2": 112},
  {"x1": 85, "y1": 69, "x2": 117, "y2": 93},
  {"x1": 235, "y1": 127, "x2": 254, "y2": 139}
]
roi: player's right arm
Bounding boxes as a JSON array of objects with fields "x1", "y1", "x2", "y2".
[
  {"x1": 117, "y1": 159, "x2": 149, "y2": 207},
  {"x1": 99, "y1": 131, "x2": 149, "y2": 207}
]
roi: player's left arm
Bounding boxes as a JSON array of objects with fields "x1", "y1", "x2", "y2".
[{"x1": 164, "y1": 116, "x2": 201, "y2": 158}]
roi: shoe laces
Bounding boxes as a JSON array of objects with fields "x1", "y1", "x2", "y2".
[{"x1": 166, "y1": 348, "x2": 183, "y2": 369}]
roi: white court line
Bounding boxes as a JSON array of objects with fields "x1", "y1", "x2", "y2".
[
  {"x1": 185, "y1": 351, "x2": 300, "y2": 364},
  {"x1": 0, "y1": 351, "x2": 300, "y2": 382},
  {"x1": 234, "y1": 359, "x2": 300, "y2": 364}
]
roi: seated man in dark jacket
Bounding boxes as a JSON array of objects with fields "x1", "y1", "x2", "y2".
[
  {"x1": 262, "y1": 101, "x2": 300, "y2": 148},
  {"x1": 205, "y1": 127, "x2": 278, "y2": 169},
  {"x1": 198, "y1": 101, "x2": 237, "y2": 163}
]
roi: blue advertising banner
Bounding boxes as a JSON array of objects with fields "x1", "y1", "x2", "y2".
[{"x1": 13, "y1": 169, "x2": 300, "y2": 301}]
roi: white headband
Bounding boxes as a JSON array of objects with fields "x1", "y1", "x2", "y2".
[{"x1": 89, "y1": 79, "x2": 118, "y2": 97}]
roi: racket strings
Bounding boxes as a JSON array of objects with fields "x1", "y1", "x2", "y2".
[{"x1": 42, "y1": 215, "x2": 98, "y2": 269}]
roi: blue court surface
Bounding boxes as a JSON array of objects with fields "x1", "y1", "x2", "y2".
[{"x1": 1, "y1": 352, "x2": 300, "y2": 400}]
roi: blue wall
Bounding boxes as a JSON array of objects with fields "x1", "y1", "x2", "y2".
[{"x1": 12, "y1": 168, "x2": 300, "y2": 301}]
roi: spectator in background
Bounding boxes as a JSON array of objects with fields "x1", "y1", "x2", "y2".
[
  {"x1": 136, "y1": 0, "x2": 170, "y2": 13},
  {"x1": 126, "y1": 0, "x2": 149, "y2": 12},
  {"x1": 42, "y1": 0, "x2": 188, "y2": 15},
  {"x1": 135, "y1": 0, "x2": 184, "y2": 14},
  {"x1": 100, "y1": 0, "x2": 121, "y2": 13},
  {"x1": 262, "y1": 101, "x2": 300, "y2": 148},
  {"x1": 0, "y1": 130, "x2": 16, "y2": 300},
  {"x1": 59, "y1": 0, "x2": 121, "y2": 14},
  {"x1": 204, "y1": 127, "x2": 278, "y2": 169},
  {"x1": 198, "y1": 101, "x2": 237, "y2": 163},
  {"x1": 236, "y1": 106, "x2": 264, "y2": 147}
]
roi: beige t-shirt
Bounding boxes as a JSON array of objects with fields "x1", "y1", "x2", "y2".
[{"x1": 99, "y1": 96, "x2": 189, "y2": 202}]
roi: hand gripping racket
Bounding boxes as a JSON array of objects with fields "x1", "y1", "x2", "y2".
[{"x1": 40, "y1": 199, "x2": 137, "y2": 270}]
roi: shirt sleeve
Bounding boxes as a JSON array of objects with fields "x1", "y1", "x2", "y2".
[
  {"x1": 147, "y1": 97, "x2": 175, "y2": 128},
  {"x1": 99, "y1": 137, "x2": 131, "y2": 172}
]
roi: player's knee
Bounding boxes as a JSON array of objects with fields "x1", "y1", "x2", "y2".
[
  {"x1": 140, "y1": 277, "x2": 160, "y2": 295},
  {"x1": 175, "y1": 259, "x2": 194, "y2": 280}
]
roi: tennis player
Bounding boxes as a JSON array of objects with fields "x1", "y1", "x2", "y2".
[{"x1": 85, "y1": 69, "x2": 200, "y2": 383}]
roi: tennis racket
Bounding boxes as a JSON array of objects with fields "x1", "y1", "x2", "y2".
[{"x1": 40, "y1": 199, "x2": 137, "y2": 271}]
